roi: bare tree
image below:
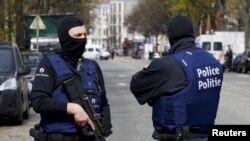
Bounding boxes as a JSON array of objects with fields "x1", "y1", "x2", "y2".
[
  {"x1": 126, "y1": 0, "x2": 170, "y2": 45},
  {"x1": 6, "y1": 0, "x2": 15, "y2": 41},
  {"x1": 0, "y1": 0, "x2": 97, "y2": 45},
  {"x1": 240, "y1": 0, "x2": 250, "y2": 50},
  {"x1": 15, "y1": 0, "x2": 24, "y2": 46},
  {"x1": 24, "y1": 0, "x2": 96, "y2": 29},
  {"x1": 0, "y1": 0, "x2": 5, "y2": 40}
]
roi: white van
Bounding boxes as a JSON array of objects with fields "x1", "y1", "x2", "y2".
[
  {"x1": 83, "y1": 44, "x2": 110, "y2": 60},
  {"x1": 196, "y1": 34, "x2": 223, "y2": 56},
  {"x1": 195, "y1": 32, "x2": 245, "y2": 64},
  {"x1": 30, "y1": 37, "x2": 60, "y2": 51}
]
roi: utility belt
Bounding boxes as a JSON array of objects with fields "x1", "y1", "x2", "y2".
[
  {"x1": 46, "y1": 133, "x2": 83, "y2": 141},
  {"x1": 29, "y1": 124, "x2": 100, "y2": 141},
  {"x1": 152, "y1": 126, "x2": 208, "y2": 141}
]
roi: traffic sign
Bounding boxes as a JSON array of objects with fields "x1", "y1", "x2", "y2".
[
  {"x1": 146, "y1": 36, "x2": 153, "y2": 44},
  {"x1": 30, "y1": 15, "x2": 46, "y2": 29}
]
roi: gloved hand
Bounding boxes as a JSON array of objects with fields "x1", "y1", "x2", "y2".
[
  {"x1": 147, "y1": 98, "x2": 158, "y2": 107},
  {"x1": 101, "y1": 117, "x2": 113, "y2": 137}
]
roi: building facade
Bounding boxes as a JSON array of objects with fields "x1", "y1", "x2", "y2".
[{"x1": 88, "y1": 0, "x2": 139, "y2": 49}]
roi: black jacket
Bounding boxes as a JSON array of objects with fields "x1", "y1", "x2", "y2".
[
  {"x1": 30, "y1": 55, "x2": 111, "y2": 121},
  {"x1": 130, "y1": 37, "x2": 195, "y2": 105}
]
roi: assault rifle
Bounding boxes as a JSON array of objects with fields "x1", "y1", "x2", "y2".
[{"x1": 63, "y1": 75, "x2": 112, "y2": 141}]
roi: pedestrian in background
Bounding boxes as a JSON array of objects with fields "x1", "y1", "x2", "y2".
[
  {"x1": 130, "y1": 15, "x2": 223, "y2": 141},
  {"x1": 111, "y1": 48, "x2": 115, "y2": 59},
  {"x1": 224, "y1": 45, "x2": 233, "y2": 71},
  {"x1": 30, "y1": 16, "x2": 112, "y2": 141}
]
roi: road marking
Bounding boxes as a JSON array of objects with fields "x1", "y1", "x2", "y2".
[
  {"x1": 117, "y1": 83, "x2": 127, "y2": 86},
  {"x1": 237, "y1": 74, "x2": 250, "y2": 78},
  {"x1": 235, "y1": 81, "x2": 249, "y2": 85},
  {"x1": 117, "y1": 74, "x2": 128, "y2": 77}
]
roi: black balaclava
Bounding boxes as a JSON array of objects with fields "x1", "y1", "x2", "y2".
[
  {"x1": 167, "y1": 15, "x2": 194, "y2": 46},
  {"x1": 58, "y1": 16, "x2": 87, "y2": 67}
]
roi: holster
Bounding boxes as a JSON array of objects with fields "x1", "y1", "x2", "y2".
[{"x1": 29, "y1": 124, "x2": 47, "y2": 141}]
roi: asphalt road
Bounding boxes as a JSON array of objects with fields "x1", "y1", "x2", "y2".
[{"x1": 0, "y1": 57, "x2": 249, "y2": 141}]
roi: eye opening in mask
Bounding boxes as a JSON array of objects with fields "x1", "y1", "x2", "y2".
[
  {"x1": 75, "y1": 33, "x2": 85, "y2": 38},
  {"x1": 68, "y1": 26, "x2": 87, "y2": 39}
]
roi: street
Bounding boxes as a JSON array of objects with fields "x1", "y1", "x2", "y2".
[{"x1": 0, "y1": 57, "x2": 250, "y2": 141}]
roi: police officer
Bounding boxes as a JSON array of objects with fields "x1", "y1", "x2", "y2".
[
  {"x1": 130, "y1": 15, "x2": 223, "y2": 141},
  {"x1": 30, "y1": 16, "x2": 112, "y2": 141}
]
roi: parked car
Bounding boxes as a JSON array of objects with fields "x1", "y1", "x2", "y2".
[
  {"x1": 231, "y1": 53, "x2": 243, "y2": 72},
  {"x1": 99, "y1": 47, "x2": 110, "y2": 60},
  {"x1": 238, "y1": 50, "x2": 250, "y2": 73},
  {"x1": 83, "y1": 44, "x2": 110, "y2": 60},
  {"x1": 21, "y1": 51, "x2": 43, "y2": 82},
  {"x1": 0, "y1": 42, "x2": 31, "y2": 124},
  {"x1": 153, "y1": 52, "x2": 161, "y2": 59},
  {"x1": 21, "y1": 51, "x2": 43, "y2": 96}
]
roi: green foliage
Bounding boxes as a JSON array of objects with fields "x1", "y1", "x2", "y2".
[
  {"x1": 167, "y1": 0, "x2": 216, "y2": 19},
  {"x1": 0, "y1": 0, "x2": 16, "y2": 41},
  {"x1": 127, "y1": 0, "x2": 222, "y2": 38},
  {"x1": 0, "y1": 0, "x2": 97, "y2": 44}
]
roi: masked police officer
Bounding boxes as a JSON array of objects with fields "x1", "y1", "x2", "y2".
[
  {"x1": 30, "y1": 16, "x2": 112, "y2": 141},
  {"x1": 130, "y1": 15, "x2": 223, "y2": 141}
]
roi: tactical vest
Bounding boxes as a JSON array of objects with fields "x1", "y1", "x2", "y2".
[
  {"x1": 152, "y1": 47, "x2": 223, "y2": 132},
  {"x1": 40, "y1": 55, "x2": 102, "y2": 133}
]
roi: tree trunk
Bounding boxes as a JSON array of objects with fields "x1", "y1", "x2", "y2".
[
  {"x1": 154, "y1": 34, "x2": 159, "y2": 52},
  {"x1": 245, "y1": 19, "x2": 250, "y2": 50},
  {"x1": 199, "y1": 20, "x2": 203, "y2": 35},
  {"x1": 0, "y1": 0, "x2": 5, "y2": 40},
  {"x1": 242, "y1": 0, "x2": 250, "y2": 50},
  {"x1": 206, "y1": 14, "x2": 211, "y2": 33},
  {"x1": 15, "y1": 0, "x2": 24, "y2": 46},
  {"x1": 7, "y1": 0, "x2": 13, "y2": 41}
]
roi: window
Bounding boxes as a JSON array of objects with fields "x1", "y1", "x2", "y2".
[
  {"x1": 202, "y1": 42, "x2": 211, "y2": 50},
  {"x1": 0, "y1": 48, "x2": 14, "y2": 73},
  {"x1": 119, "y1": 15, "x2": 121, "y2": 24},
  {"x1": 214, "y1": 42, "x2": 222, "y2": 51},
  {"x1": 247, "y1": 51, "x2": 250, "y2": 57},
  {"x1": 106, "y1": 19, "x2": 108, "y2": 25},
  {"x1": 22, "y1": 53, "x2": 42, "y2": 68},
  {"x1": 113, "y1": 4, "x2": 116, "y2": 12},
  {"x1": 119, "y1": 26, "x2": 121, "y2": 34},
  {"x1": 88, "y1": 48, "x2": 94, "y2": 52},
  {"x1": 119, "y1": 3, "x2": 121, "y2": 12}
]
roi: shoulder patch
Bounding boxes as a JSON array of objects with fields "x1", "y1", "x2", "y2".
[{"x1": 35, "y1": 67, "x2": 49, "y2": 78}]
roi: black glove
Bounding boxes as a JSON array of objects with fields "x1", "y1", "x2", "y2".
[
  {"x1": 78, "y1": 125, "x2": 95, "y2": 138},
  {"x1": 101, "y1": 117, "x2": 113, "y2": 137}
]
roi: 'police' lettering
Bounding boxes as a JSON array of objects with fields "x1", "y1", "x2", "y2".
[
  {"x1": 197, "y1": 66, "x2": 220, "y2": 77},
  {"x1": 196, "y1": 66, "x2": 222, "y2": 90}
]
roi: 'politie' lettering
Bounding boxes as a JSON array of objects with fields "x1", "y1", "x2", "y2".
[{"x1": 196, "y1": 66, "x2": 222, "y2": 90}]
